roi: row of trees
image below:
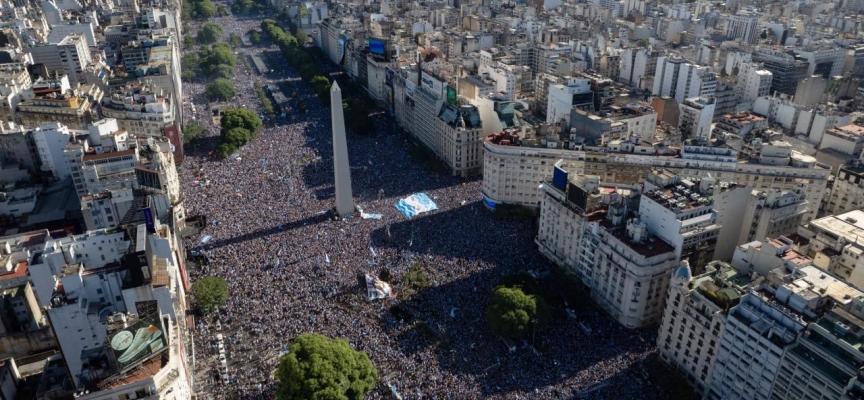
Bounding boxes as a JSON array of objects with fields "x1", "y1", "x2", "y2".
[
  {"x1": 231, "y1": 0, "x2": 266, "y2": 15},
  {"x1": 181, "y1": 0, "x2": 219, "y2": 20},
  {"x1": 216, "y1": 109, "x2": 262, "y2": 158},
  {"x1": 254, "y1": 82, "x2": 275, "y2": 115},
  {"x1": 260, "y1": 19, "x2": 373, "y2": 132},
  {"x1": 182, "y1": 42, "x2": 238, "y2": 100}
]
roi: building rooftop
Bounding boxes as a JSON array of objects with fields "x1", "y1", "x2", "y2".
[
  {"x1": 643, "y1": 183, "x2": 713, "y2": 213},
  {"x1": 82, "y1": 148, "x2": 135, "y2": 162},
  {"x1": 602, "y1": 219, "x2": 677, "y2": 258},
  {"x1": 810, "y1": 210, "x2": 864, "y2": 247},
  {"x1": 720, "y1": 112, "x2": 766, "y2": 125}
]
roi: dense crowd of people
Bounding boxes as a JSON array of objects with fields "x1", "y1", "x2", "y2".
[{"x1": 180, "y1": 15, "x2": 670, "y2": 400}]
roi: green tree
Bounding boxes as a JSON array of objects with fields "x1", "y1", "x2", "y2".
[
  {"x1": 183, "y1": 122, "x2": 205, "y2": 143},
  {"x1": 216, "y1": 143, "x2": 236, "y2": 158},
  {"x1": 637, "y1": 38, "x2": 650, "y2": 48},
  {"x1": 486, "y1": 286, "x2": 549, "y2": 339},
  {"x1": 221, "y1": 108, "x2": 262, "y2": 134},
  {"x1": 222, "y1": 127, "x2": 252, "y2": 147},
  {"x1": 183, "y1": 35, "x2": 194, "y2": 48},
  {"x1": 180, "y1": 0, "x2": 193, "y2": 21},
  {"x1": 182, "y1": 70, "x2": 196, "y2": 82},
  {"x1": 229, "y1": 33, "x2": 242, "y2": 48},
  {"x1": 248, "y1": 30, "x2": 262, "y2": 44},
  {"x1": 275, "y1": 333, "x2": 378, "y2": 400},
  {"x1": 197, "y1": 22, "x2": 223, "y2": 44},
  {"x1": 216, "y1": 5, "x2": 229, "y2": 16},
  {"x1": 199, "y1": 44, "x2": 236, "y2": 75},
  {"x1": 182, "y1": 52, "x2": 200, "y2": 71},
  {"x1": 295, "y1": 29, "x2": 308, "y2": 45},
  {"x1": 205, "y1": 78, "x2": 236, "y2": 101},
  {"x1": 181, "y1": 53, "x2": 200, "y2": 81},
  {"x1": 192, "y1": 276, "x2": 228, "y2": 314},
  {"x1": 194, "y1": 0, "x2": 217, "y2": 19},
  {"x1": 210, "y1": 64, "x2": 234, "y2": 80}
]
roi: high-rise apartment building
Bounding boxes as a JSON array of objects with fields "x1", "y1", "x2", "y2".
[
  {"x1": 640, "y1": 169, "x2": 722, "y2": 270},
  {"x1": 751, "y1": 47, "x2": 809, "y2": 95},
  {"x1": 724, "y1": 10, "x2": 759, "y2": 44},
  {"x1": 619, "y1": 47, "x2": 659, "y2": 89},
  {"x1": 704, "y1": 291, "x2": 806, "y2": 400},
  {"x1": 653, "y1": 57, "x2": 717, "y2": 103},
  {"x1": 28, "y1": 34, "x2": 92, "y2": 84},
  {"x1": 546, "y1": 77, "x2": 593, "y2": 124},
  {"x1": 737, "y1": 63, "x2": 773, "y2": 103},
  {"x1": 658, "y1": 260, "x2": 748, "y2": 394},
  {"x1": 678, "y1": 97, "x2": 716, "y2": 144},
  {"x1": 537, "y1": 164, "x2": 679, "y2": 328},
  {"x1": 823, "y1": 165, "x2": 864, "y2": 216},
  {"x1": 770, "y1": 305, "x2": 864, "y2": 400}
]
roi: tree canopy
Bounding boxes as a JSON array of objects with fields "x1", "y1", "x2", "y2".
[
  {"x1": 192, "y1": 276, "x2": 228, "y2": 314},
  {"x1": 210, "y1": 64, "x2": 235, "y2": 80},
  {"x1": 215, "y1": 109, "x2": 263, "y2": 157},
  {"x1": 205, "y1": 78, "x2": 236, "y2": 101},
  {"x1": 275, "y1": 333, "x2": 378, "y2": 400},
  {"x1": 199, "y1": 43, "x2": 236, "y2": 75},
  {"x1": 181, "y1": 53, "x2": 200, "y2": 81},
  {"x1": 486, "y1": 285, "x2": 549, "y2": 339},
  {"x1": 183, "y1": 122, "x2": 205, "y2": 143},
  {"x1": 197, "y1": 23, "x2": 223, "y2": 44},
  {"x1": 221, "y1": 108, "x2": 262, "y2": 133},
  {"x1": 193, "y1": 0, "x2": 217, "y2": 19},
  {"x1": 229, "y1": 33, "x2": 242, "y2": 48},
  {"x1": 231, "y1": 0, "x2": 265, "y2": 15},
  {"x1": 247, "y1": 30, "x2": 262, "y2": 45}
]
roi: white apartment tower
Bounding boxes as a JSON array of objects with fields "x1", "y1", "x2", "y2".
[
  {"x1": 770, "y1": 306, "x2": 864, "y2": 400},
  {"x1": 738, "y1": 187, "x2": 809, "y2": 246},
  {"x1": 725, "y1": 10, "x2": 759, "y2": 44},
  {"x1": 678, "y1": 97, "x2": 716, "y2": 144},
  {"x1": 546, "y1": 77, "x2": 593, "y2": 125},
  {"x1": 619, "y1": 47, "x2": 655, "y2": 88},
  {"x1": 653, "y1": 57, "x2": 717, "y2": 104},
  {"x1": 704, "y1": 292, "x2": 806, "y2": 400},
  {"x1": 32, "y1": 122, "x2": 72, "y2": 180},
  {"x1": 738, "y1": 63, "x2": 773, "y2": 104}
]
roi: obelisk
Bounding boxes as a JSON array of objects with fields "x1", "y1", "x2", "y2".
[{"x1": 330, "y1": 82, "x2": 354, "y2": 216}]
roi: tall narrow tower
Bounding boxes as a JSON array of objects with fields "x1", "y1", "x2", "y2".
[{"x1": 330, "y1": 82, "x2": 354, "y2": 216}]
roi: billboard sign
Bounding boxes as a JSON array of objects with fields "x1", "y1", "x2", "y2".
[
  {"x1": 369, "y1": 38, "x2": 389, "y2": 62},
  {"x1": 405, "y1": 80, "x2": 415, "y2": 99},
  {"x1": 447, "y1": 86, "x2": 457, "y2": 105},
  {"x1": 108, "y1": 312, "x2": 168, "y2": 373},
  {"x1": 142, "y1": 208, "x2": 154, "y2": 232},
  {"x1": 421, "y1": 74, "x2": 444, "y2": 97}
]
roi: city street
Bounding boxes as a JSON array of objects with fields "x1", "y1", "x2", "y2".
[{"x1": 180, "y1": 14, "x2": 670, "y2": 400}]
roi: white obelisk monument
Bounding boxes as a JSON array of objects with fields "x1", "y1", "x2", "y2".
[{"x1": 330, "y1": 82, "x2": 354, "y2": 216}]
